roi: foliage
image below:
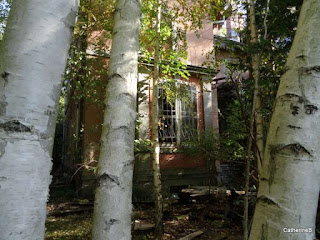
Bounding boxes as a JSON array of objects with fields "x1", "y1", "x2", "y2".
[
  {"x1": 140, "y1": 0, "x2": 190, "y2": 78},
  {"x1": 206, "y1": 0, "x2": 303, "y2": 166},
  {"x1": 160, "y1": 79, "x2": 195, "y2": 107},
  {"x1": 134, "y1": 138, "x2": 152, "y2": 153},
  {"x1": 140, "y1": 0, "x2": 216, "y2": 110},
  {"x1": 56, "y1": 95, "x2": 65, "y2": 123},
  {"x1": 183, "y1": 129, "x2": 246, "y2": 165},
  {"x1": 172, "y1": 0, "x2": 231, "y2": 29},
  {"x1": 253, "y1": 0, "x2": 303, "y2": 127},
  {"x1": 64, "y1": 0, "x2": 115, "y2": 106},
  {"x1": 0, "y1": 0, "x2": 11, "y2": 39},
  {"x1": 138, "y1": 0, "x2": 231, "y2": 125}
]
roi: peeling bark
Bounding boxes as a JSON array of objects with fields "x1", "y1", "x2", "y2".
[
  {"x1": 0, "y1": 0, "x2": 78, "y2": 239},
  {"x1": 91, "y1": 0, "x2": 141, "y2": 239},
  {"x1": 249, "y1": 1, "x2": 320, "y2": 239}
]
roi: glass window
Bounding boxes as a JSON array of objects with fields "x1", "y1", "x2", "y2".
[{"x1": 158, "y1": 82, "x2": 198, "y2": 144}]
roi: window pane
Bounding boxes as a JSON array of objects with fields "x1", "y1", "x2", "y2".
[
  {"x1": 158, "y1": 87, "x2": 177, "y2": 143},
  {"x1": 181, "y1": 85, "x2": 198, "y2": 141}
]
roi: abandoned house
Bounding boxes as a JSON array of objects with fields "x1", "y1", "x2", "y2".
[{"x1": 62, "y1": 11, "x2": 245, "y2": 201}]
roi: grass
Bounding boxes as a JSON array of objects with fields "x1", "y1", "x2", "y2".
[
  {"x1": 45, "y1": 212, "x2": 154, "y2": 240},
  {"x1": 46, "y1": 214, "x2": 92, "y2": 240}
]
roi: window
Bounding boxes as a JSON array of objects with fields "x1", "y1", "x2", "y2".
[
  {"x1": 158, "y1": 82, "x2": 198, "y2": 144},
  {"x1": 213, "y1": 18, "x2": 241, "y2": 43},
  {"x1": 180, "y1": 84, "x2": 198, "y2": 141}
]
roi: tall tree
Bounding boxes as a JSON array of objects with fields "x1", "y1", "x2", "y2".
[
  {"x1": 150, "y1": 1, "x2": 164, "y2": 238},
  {"x1": 249, "y1": 0, "x2": 265, "y2": 175},
  {"x1": 0, "y1": 0, "x2": 78, "y2": 239},
  {"x1": 243, "y1": 1, "x2": 264, "y2": 238},
  {"x1": 249, "y1": 0, "x2": 320, "y2": 239},
  {"x1": 91, "y1": 0, "x2": 141, "y2": 239}
]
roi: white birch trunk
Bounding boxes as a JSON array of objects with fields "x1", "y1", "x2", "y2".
[
  {"x1": 91, "y1": 0, "x2": 140, "y2": 239},
  {"x1": 0, "y1": 1, "x2": 78, "y2": 239},
  {"x1": 151, "y1": 0, "x2": 164, "y2": 238},
  {"x1": 249, "y1": 1, "x2": 320, "y2": 239}
]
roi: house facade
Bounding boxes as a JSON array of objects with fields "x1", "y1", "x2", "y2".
[{"x1": 63, "y1": 11, "x2": 244, "y2": 200}]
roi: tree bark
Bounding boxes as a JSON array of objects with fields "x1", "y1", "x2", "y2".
[
  {"x1": 0, "y1": 0, "x2": 78, "y2": 239},
  {"x1": 151, "y1": 0, "x2": 164, "y2": 238},
  {"x1": 244, "y1": 1, "x2": 261, "y2": 239},
  {"x1": 91, "y1": 0, "x2": 140, "y2": 239},
  {"x1": 249, "y1": 0, "x2": 263, "y2": 174},
  {"x1": 249, "y1": 1, "x2": 320, "y2": 239}
]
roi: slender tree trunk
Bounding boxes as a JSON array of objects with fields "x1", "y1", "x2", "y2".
[
  {"x1": 249, "y1": 1, "x2": 320, "y2": 239},
  {"x1": 254, "y1": 0, "x2": 270, "y2": 175},
  {"x1": 151, "y1": 0, "x2": 164, "y2": 238},
  {"x1": 91, "y1": 0, "x2": 140, "y2": 239},
  {"x1": 243, "y1": 1, "x2": 261, "y2": 239},
  {"x1": 249, "y1": 0, "x2": 263, "y2": 174},
  {"x1": 0, "y1": 1, "x2": 78, "y2": 239},
  {"x1": 255, "y1": 93, "x2": 263, "y2": 173},
  {"x1": 243, "y1": 106, "x2": 256, "y2": 240}
]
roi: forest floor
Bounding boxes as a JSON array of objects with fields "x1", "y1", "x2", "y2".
[{"x1": 45, "y1": 186, "x2": 244, "y2": 240}]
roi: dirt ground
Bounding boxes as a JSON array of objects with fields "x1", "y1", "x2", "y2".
[
  {"x1": 46, "y1": 188, "x2": 243, "y2": 240},
  {"x1": 133, "y1": 202, "x2": 243, "y2": 240}
]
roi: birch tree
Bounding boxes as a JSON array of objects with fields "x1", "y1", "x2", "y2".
[
  {"x1": 0, "y1": 0, "x2": 78, "y2": 239},
  {"x1": 91, "y1": 0, "x2": 141, "y2": 239},
  {"x1": 249, "y1": 0, "x2": 320, "y2": 239}
]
